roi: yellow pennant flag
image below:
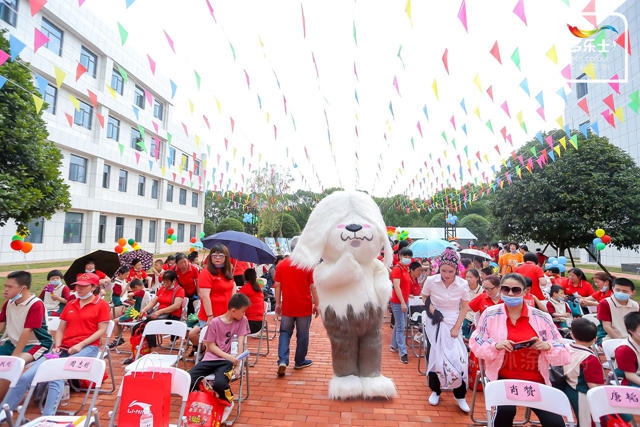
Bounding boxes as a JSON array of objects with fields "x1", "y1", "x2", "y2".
[
  {"x1": 195, "y1": 135, "x2": 200, "y2": 148},
  {"x1": 106, "y1": 85, "x2": 117, "y2": 99},
  {"x1": 405, "y1": 0, "x2": 412, "y2": 21},
  {"x1": 582, "y1": 62, "x2": 596, "y2": 79},
  {"x1": 473, "y1": 74, "x2": 482, "y2": 92},
  {"x1": 432, "y1": 79, "x2": 439, "y2": 100},
  {"x1": 483, "y1": 154, "x2": 489, "y2": 163},
  {"x1": 474, "y1": 107, "x2": 481, "y2": 119},
  {"x1": 266, "y1": 112, "x2": 270, "y2": 123},
  {"x1": 516, "y1": 111, "x2": 524, "y2": 125},
  {"x1": 188, "y1": 99, "x2": 194, "y2": 114},
  {"x1": 546, "y1": 45, "x2": 558, "y2": 64},
  {"x1": 555, "y1": 115, "x2": 565, "y2": 129},
  {"x1": 554, "y1": 145, "x2": 562, "y2": 156},
  {"x1": 68, "y1": 95, "x2": 80, "y2": 111},
  {"x1": 559, "y1": 136, "x2": 567, "y2": 149},
  {"x1": 516, "y1": 166, "x2": 522, "y2": 178},
  {"x1": 32, "y1": 95, "x2": 44, "y2": 113},
  {"x1": 215, "y1": 98, "x2": 221, "y2": 113},
  {"x1": 161, "y1": 166, "x2": 166, "y2": 176},
  {"x1": 613, "y1": 106, "x2": 624, "y2": 122},
  {"x1": 54, "y1": 66, "x2": 66, "y2": 88}
]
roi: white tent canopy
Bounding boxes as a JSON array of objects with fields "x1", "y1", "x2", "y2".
[{"x1": 400, "y1": 227, "x2": 477, "y2": 241}]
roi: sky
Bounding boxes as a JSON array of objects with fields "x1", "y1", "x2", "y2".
[{"x1": 81, "y1": 0, "x2": 626, "y2": 199}]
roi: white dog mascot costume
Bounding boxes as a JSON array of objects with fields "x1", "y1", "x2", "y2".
[{"x1": 291, "y1": 190, "x2": 397, "y2": 400}]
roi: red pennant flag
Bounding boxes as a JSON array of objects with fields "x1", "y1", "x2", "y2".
[
  {"x1": 95, "y1": 113, "x2": 104, "y2": 128},
  {"x1": 203, "y1": 115, "x2": 210, "y2": 129},
  {"x1": 577, "y1": 97, "x2": 589, "y2": 114},
  {"x1": 65, "y1": 113, "x2": 73, "y2": 127},
  {"x1": 603, "y1": 94, "x2": 615, "y2": 111},
  {"x1": 224, "y1": 138, "x2": 228, "y2": 150},
  {"x1": 494, "y1": 144, "x2": 500, "y2": 154},
  {"x1": 442, "y1": 48, "x2": 449, "y2": 74},
  {"x1": 75, "y1": 63, "x2": 87, "y2": 81},
  {"x1": 181, "y1": 122, "x2": 188, "y2": 136},
  {"x1": 30, "y1": 0, "x2": 47, "y2": 16},
  {"x1": 615, "y1": 31, "x2": 631, "y2": 55},
  {"x1": 486, "y1": 86, "x2": 494, "y2": 101},
  {"x1": 490, "y1": 41, "x2": 502, "y2": 63},
  {"x1": 87, "y1": 90, "x2": 98, "y2": 107},
  {"x1": 230, "y1": 117, "x2": 235, "y2": 132}
]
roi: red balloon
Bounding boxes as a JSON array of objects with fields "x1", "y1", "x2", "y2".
[
  {"x1": 114, "y1": 245, "x2": 124, "y2": 254},
  {"x1": 167, "y1": 228, "x2": 175, "y2": 236},
  {"x1": 190, "y1": 237, "x2": 197, "y2": 244},
  {"x1": 21, "y1": 242, "x2": 33, "y2": 253},
  {"x1": 10, "y1": 240, "x2": 23, "y2": 251},
  {"x1": 601, "y1": 235, "x2": 612, "y2": 244}
]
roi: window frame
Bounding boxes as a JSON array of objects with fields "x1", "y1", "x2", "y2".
[
  {"x1": 135, "y1": 219, "x2": 143, "y2": 242},
  {"x1": 153, "y1": 99, "x2": 164, "y2": 120},
  {"x1": 133, "y1": 85, "x2": 145, "y2": 109},
  {"x1": 191, "y1": 192, "x2": 199, "y2": 208},
  {"x1": 79, "y1": 46, "x2": 97, "y2": 78},
  {"x1": 166, "y1": 184, "x2": 174, "y2": 202},
  {"x1": 102, "y1": 164, "x2": 111, "y2": 189},
  {"x1": 107, "y1": 116, "x2": 120, "y2": 141},
  {"x1": 24, "y1": 217, "x2": 44, "y2": 244},
  {"x1": 69, "y1": 154, "x2": 87, "y2": 183},
  {"x1": 115, "y1": 217, "x2": 124, "y2": 241},
  {"x1": 98, "y1": 214, "x2": 107, "y2": 244},
  {"x1": 63, "y1": 212, "x2": 83, "y2": 244},
  {"x1": 73, "y1": 100, "x2": 93, "y2": 130},
  {"x1": 43, "y1": 83, "x2": 57, "y2": 115},
  {"x1": 118, "y1": 169, "x2": 128, "y2": 193},
  {"x1": 41, "y1": 17, "x2": 63, "y2": 56},
  {"x1": 0, "y1": 0, "x2": 18, "y2": 27},
  {"x1": 110, "y1": 69, "x2": 124, "y2": 95},
  {"x1": 179, "y1": 188, "x2": 187, "y2": 205},
  {"x1": 149, "y1": 220, "x2": 156, "y2": 243},
  {"x1": 137, "y1": 175, "x2": 146, "y2": 196},
  {"x1": 130, "y1": 127, "x2": 143, "y2": 151},
  {"x1": 151, "y1": 179, "x2": 159, "y2": 199},
  {"x1": 576, "y1": 73, "x2": 588, "y2": 99}
]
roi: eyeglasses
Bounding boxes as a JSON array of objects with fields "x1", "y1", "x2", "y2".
[
  {"x1": 500, "y1": 285, "x2": 524, "y2": 295},
  {"x1": 483, "y1": 286, "x2": 496, "y2": 292},
  {"x1": 210, "y1": 253, "x2": 225, "y2": 258}
]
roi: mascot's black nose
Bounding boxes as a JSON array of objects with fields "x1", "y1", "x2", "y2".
[{"x1": 345, "y1": 223, "x2": 362, "y2": 232}]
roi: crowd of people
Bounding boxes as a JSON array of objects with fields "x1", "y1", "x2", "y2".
[{"x1": 0, "y1": 237, "x2": 638, "y2": 425}]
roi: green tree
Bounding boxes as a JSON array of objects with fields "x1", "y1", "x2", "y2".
[
  {"x1": 204, "y1": 191, "x2": 241, "y2": 225},
  {"x1": 428, "y1": 214, "x2": 445, "y2": 228},
  {"x1": 280, "y1": 213, "x2": 301, "y2": 237},
  {"x1": 203, "y1": 218, "x2": 216, "y2": 236},
  {"x1": 216, "y1": 217, "x2": 244, "y2": 232},
  {"x1": 258, "y1": 212, "x2": 301, "y2": 238},
  {"x1": 0, "y1": 30, "x2": 70, "y2": 234},
  {"x1": 489, "y1": 131, "x2": 640, "y2": 257},
  {"x1": 459, "y1": 214, "x2": 492, "y2": 244}
]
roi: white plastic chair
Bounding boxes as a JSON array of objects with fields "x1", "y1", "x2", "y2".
[
  {"x1": 587, "y1": 385, "x2": 640, "y2": 426},
  {"x1": 601, "y1": 338, "x2": 626, "y2": 385},
  {"x1": 16, "y1": 357, "x2": 106, "y2": 427},
  {"x1": 582, "y1": 313, "x2": 600, "y2": 326},
  {"x1": 194, "y1": 325, "x2": 209, "y2": 364},
  {"x1": 108, "y1": 366, "x2": 190, "y2": 427},
  {"x1": 247, "y1": 301, "x2": 270, "y2": 367},
  {"x1": 47, "y1": 316, "x2": 61, "y2": 333},
  {"x1": 484, "y1": 379, "x2": 575, "y2": 427},
  {"x1": 124, "y1": 319, "x2": 188, "y2": 373},
  {"x1": 0, "y1": 356, "x2": 25, "y2": 427}
]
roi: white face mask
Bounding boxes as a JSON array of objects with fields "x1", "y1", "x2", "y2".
[{"x1": 77, "y1": 292, "x2": 94, "y2": 300}]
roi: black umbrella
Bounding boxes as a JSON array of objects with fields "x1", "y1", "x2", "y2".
[
  {"x1": 202, "y1": 231, "x2": 276, "y2": 264},
  {"x1": 63, "y1": 250, "x2": 121, "y2": 286}
]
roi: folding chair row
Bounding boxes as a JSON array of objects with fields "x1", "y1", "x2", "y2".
[{"x1": 124, "y1": 319, "x2": 188, "y2": 373}]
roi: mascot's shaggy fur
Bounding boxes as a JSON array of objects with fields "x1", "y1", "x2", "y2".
[{"x1": 291, "y1": 191, "x2": 397, "y2": 400}]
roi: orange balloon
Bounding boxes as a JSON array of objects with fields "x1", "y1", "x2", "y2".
[
  {"x1": 21, "y1": 242, "x2": 33, "y2": 253},
  {"x1": 189, "y1": 247, "x2": 196, "y2": 252},
  {"x1": 117, "y1": 237, "x2": 127, "y2": 246}
]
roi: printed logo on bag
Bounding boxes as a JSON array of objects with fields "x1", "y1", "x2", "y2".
[{"x1": 127, "y1": 400, "x2": 152, "y2": 415}]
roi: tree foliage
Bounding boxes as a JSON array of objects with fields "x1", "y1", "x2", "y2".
[
  {"x1": 0, "y1": 30, "x2": 70, "y2": 234},
  {"x1": 203, "y1": 218, "x2": 216, "y2": 236},
  {"x1": 459, "y1": 214, "x2": 492, "y2": 244},
  {"x1": 216, "y1": 217, "x2": 244, "y2": 232},
  {"x1": 489, "y1": 131, "x2": 640, "y2": 252}
]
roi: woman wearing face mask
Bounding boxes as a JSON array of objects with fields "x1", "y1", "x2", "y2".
[
  {"x1": 390, "y1": 248, "x2": 413, "y2": 364},
  {"x1": 39, "y1": 270, "x2": 70, "y2": 316},
  {"x1": 581, "y1": 272, "x2": 613, "y2": 310},
  {"x1": 470, "y1": 273, "x2": 570, "y2": 426}
]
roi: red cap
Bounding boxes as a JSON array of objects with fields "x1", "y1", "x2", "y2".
[{"x1": 72, "y1": 272, "x2": 100, "y2": 287}]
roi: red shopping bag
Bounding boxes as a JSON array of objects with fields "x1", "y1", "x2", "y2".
[
  {"x1": 468, "y1": 351, "x2": 483, "y2": 392},
  {"x1": 117, "y1": 371, "x2": 172, "y2": 426},
  {"x1": 130, "y1": 322, "x2": 151, "y2": 358},
  {"x1": 184, "y1": 390, "x2": 228, "y2": 427}
]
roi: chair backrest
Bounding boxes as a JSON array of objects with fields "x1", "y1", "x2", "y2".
[
  {"x1": 582, "y1": 313, "x2": 600, "y2": 326},
  {"x1": 484, "y1": 379, "x2": 575, "y2": 426},
  {"x1": 587, "y1": 385, "x2": 640, "y2": 423},
  {"x1": 106, "y1": 319, "x2": 115, "y2": 339},
  {"x1": 0, "y1": 356, "x2": 25, "y2": 387},
  {"x1": 47, "y1": 316, "x2": 61, "y2": 332},
  {"x1": 142, "y1": 319, "x2": 188, "y2": 339},
  {"x1": 602, "y1": 338, "x2": 625, "y2": 363},
  {"x1": 180, "y1": 297, "x2": 189, "y2": 322}
]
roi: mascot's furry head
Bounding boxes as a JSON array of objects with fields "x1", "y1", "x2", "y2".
[{"x1": 292, "y1": 191, "x2": 392, "y2": 269}]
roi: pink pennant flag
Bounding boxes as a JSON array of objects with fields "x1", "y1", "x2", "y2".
[
  {"x1": 582, "y1": 0, "x2": 597, "y2": 27},
  {"x1": 513, "y1": 0, "x2": 527, "y2": 26},
  {"x1": 244, "y1": 69, "x2": 250, "y2": 89},
  {"x1": 273, "y1": 124, "x2": 277, "y2": 140},
  {"x1": 486, "y1": 86, "x2": 494, "y2": 101},
  {"x1": 450, "y1": 115, "x2": 456, "y2": 130},
  {"x1": 500, "y1": 127, "x2": 507, "y2": 141},
  {"x1": 393, "y1": 76, "x2": 400, "y2": 96},
  {"x1": 501, "y1": 101, "x2": 511, "y2": 118},
  {"x1": 417, "y1": 121, "x2": 423, "y2": 137},
  {"x1": 536, "y1": 106, "x2": 545, "y2": 120},
  {"x1": 204, "y1": 0, "x2": 216, "y2": 22},
  {"x1": 561, "y1": 64, "x2": 572, "y2": 80},
  {"x1": 577, "y1": 97, "x2": 589, "y2": 114},
  {"x1": 147, "y1": 54, "x2": 156, "y2": 75},
  {"x1": 301, "y1": 4, "x2": 306, "y2": 38},
  {"x1": 609, "y1": 75, "x2": 620, "y2": 94},
  {"x1": 78, "y1": 0, "x2": 86, "y2": 5},
  {"x1": 181, "y1": 122, "x2": 188, "y2": 136},
  {"x1": 230, "y1": 117, "x2": 235, "y2": 132},
  {"x1": 0, "y1": 50, "x2": 9, "y2": 66},
  {"x1": 601, "y1": 109, "x2": 615, "y2": 127},
  {"x1": 250, "y1": 144, "x2": 254, "y2": 157},
  {"x1": 65, "y1": 113, "x2": 73, "y2": 127},
  {"x1": 224, "y1": 139, "x2": 228, "y2": 150},
  {"x1": 33, "y1": 28, "x2": 49, "y2": 53},
  {"x1": 545, "y1": 135, "x2": 554, "y2": 148},
  {"x1": 75, "y1": 63, "x2": 87, "y2": 81},
  {"x1": 203, "y1": 115, "x2": 210, "y2": 129},
  {"x1": 603, "y1": 94, "x2": 615, "y2": 111},
  {"x1": 152, "y1": 121, "x2": 159, "y2": 133},
  {"x1": 442, "y1": 48, "x2": 449, "y2": 74},
  {"x1": 457, "y1": 0, "x2": 468, "y2": 32},
  {"x1": 353, "y1": 62, "x2": 358, "y2": 80},
  {"x1": 172, "y1": 173, "x2": 176, "y2": 182},
  {"x1": 29, "y1": 0, "x2": 47, "y2": 16},
  {"x1": 490, "y1": 41, "x2": 502, "y2": 63},
  {"x1": 87, "y1": 90, "x2": 98, "y2": 107},
  {"x1": 311, "y1": 52, "x2": 319, "y2": 79},
  {"x1": 283, "y1": 95, "x2": 287, "y2": 115},
  {"x1": 144, "y1": 89, "x2": 153, "y2": 106},
  {"x1": 163, "y1": 30, "x2": 176, "y2": 53},
  {"x1": 95, "y1": 113, "x2": 104, "y2": 128}
]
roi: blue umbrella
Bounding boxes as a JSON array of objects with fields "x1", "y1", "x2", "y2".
[
  {"x1": 409, "y1": 238, "x2": 453, "y2": 259},
  {"x1": 202, "y1": 230, "x2": 276, "y2": 264}
]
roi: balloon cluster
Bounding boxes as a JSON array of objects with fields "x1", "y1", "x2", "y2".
[
  {"x1": 165, "y1": 228, "x2": 178, "y2": 245},
  {"x1": 546, "y1": 256, "x2": 568, "y2": 273},
  {"x1": 114, "y1": 237, "x2": 141, "y2": 254},
  {"x1": 446, "y1": 213, "x2": 458, "y2": 225},
  {"x1": 386, "y1": 226, "x2": 397, "y2": 239},
  {"x1": 593, "y1": 228, "x2": 611, "y2": 251},
  {"x1": 397, "y1": 229, "x2": 409, "y2": 241},
  {"x1": 9, "y1": 233, "x2": 33, "y2": 254},
  {"x1": 189, "y1": 231, "x2": 206, "y2": 253},
  {"x1": 242, "y1": 213, "x2": 258, "y2": 224}
]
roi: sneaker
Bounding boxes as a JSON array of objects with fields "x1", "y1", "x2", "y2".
[
  {"x1": 122, "y1": 357, "x2": 133, "y2": 365},
  {"x1": 428, "y1": 391, "x2": 440, "y2": 406},
  {"x1": 108, "y1": 337, "x2": 125, "y2": 348},
  {"x1": 221, "y1": 400, "x2": 235, "y2": 423},
  {"x1": 294, "y1": 360, "x2": 313, "y2": 369},
  {"x1": 277, "y1": 363, "x2": 286, "y2": 377},
  {"x1": 390, "y1": 346, "x2": 398, "y2": 352},
  {"x1": 455, "y1": 398, "x2": 470, "y2": 413},
  {"x1": 400, "y1": 354, "x2": 408, "y2": 364}
]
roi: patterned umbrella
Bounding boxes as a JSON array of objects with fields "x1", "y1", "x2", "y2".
[{"x1": 119, "y1": 249, "x2": 154, "y2": 271}]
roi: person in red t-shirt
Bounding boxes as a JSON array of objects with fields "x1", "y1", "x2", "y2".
[
  {"x1": 562, "y1": 268, "x2": 594, "y2": 316},
  {"x1": 274, "y1": 238, "x2": 318, "y2": 377},
  {"x1": 468, "y1": 275, "x2": 501, "y2": 321},
  {"x1": 127, "y1": 258, "x2": 152, "y2": 288},
  {"x1": 615, "y1": 312, "x2": 640, "y2": 387},
  {"x1": 514, "y1": 252, "x2": 546, "y2": 300},
  {"x1": 581, "y1": 271, "x2": 613, "y2": 311},
  {"x1": 77, "y1": 260, "x2": 110, "y2": 288},
  {"x1": 390, "y1": 248, "x2": 413, "y2": 364},
  {"x1": 174, "y1": 252, "x2": 200, "y2": 314},
  {"x1": 239, "y1": 268, "x2": 265, "y2": 334},
  {"x1": 231, "y1": 259, "x2": 252, "y2": 288}
]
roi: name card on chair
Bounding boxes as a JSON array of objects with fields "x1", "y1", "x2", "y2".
[
  {"x1": 504, "y1": 381, "x2": 541, "y2": 402},
  {"x1": 607, "y1": 387, "x2": 640, "y2": 408},
  {"x1": 64, "y1": 358, "x2": 93, "y2": 372},
  {"x1": 0, "y1": 358, "x2": 14, "y2": 371}
]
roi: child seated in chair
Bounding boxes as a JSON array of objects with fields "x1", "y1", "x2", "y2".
[
  {"x1": 561, "y1": 318, "x2": 605, "y2": 427},
  {"x1": 614, "y1": 311, "x2": 640, "y2": 387},
  {"x1": 108, "y1": 279, "x2": 149, "y2": 349},
  {"x1": 188, "y1": 293, "x2": 250, "y2": 422},
  {"x1": 546, "y1": 285, "x2": 572, "y2": 337}
]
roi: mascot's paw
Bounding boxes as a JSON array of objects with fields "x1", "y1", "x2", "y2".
[
  {"x1": 328, "y1": 375, "x2": 363, "y2": 400},
  {"x1": 361, "y1": 375, "x2": 397, "y2": 400}
]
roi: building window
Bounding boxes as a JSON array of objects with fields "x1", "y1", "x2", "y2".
[
  {"x1": 130, "y1": 127, "x2": 143, "y2": 151},
  {"x1": 150, "y1": 138, "x2": 161, "y2": 160},
  {"x1": 98, "y1": 215, "x2": 106, "y2": 243},
  {"x1": 134, "y1": 85, "x2": 145, "y2": 109},
  {"x1": 153, "y1": 99, "x2": 164, "y2": 120},
  {"x1": 115, "y1": 217, "x2": 124, "y2": 241},
  {"x1": 177, "y1": 223, "x2": 185, "y2": 242},
  {"x1": 168, "y1": 147, "x2": 176, "y2": 166},
  {"x1": 111, "y1": 69, "x2": 124, "y2": 95},
  {"x1": 137, "y1": 175, "x2": 145, "y2": 196},
  {"x1": 181, "y1": 154, "x2": 189, "y2": 171},
  {"x1": 576, "y1": 73, "x2": 588, "y2": 99},
  {"x1": 79, "y1": 46, "x2": 97, "y2": 78},
  {"x1": 135, "y1": 219, "x2": 143, "y2": 242},
  {"x1": 194, "y1": 160, "x2": 201, "y2": 176},
  {"x1": 118, "y1": 169, "x2": 128, "y2": 192},
  {"x1": 191, "y1": 192, "x2": 199, "y2": 208},
  {"x1": 69, "y1": 154, "x2": 87, "y2": 183},
  {"x1": 149, "y1": 220, "x2": 156, "y2": 243},
  {"x1": 164, "y1": 222, "x2": 172, "y2": 237},
  {"x1": 166, "y1": 184, "x2": 174, "y2": 202},
  {"x1": 41, "y1": 17, "x2": 63, "y2": 56},
  {"x1": 74, "y1": 100, "x2": 93, "y2": 129},
  {"x1": 189, "y1": 224, "x2": 196, "y2": 240},
  {"x1": 63, "y1": 212, "x2": 83, "y2": 244},
  {"x1": 43, "y1": 83, "x2": 57, "y2": 114},
  {"x1": 25, "y1": 217, "x2": 44, "y2": 244},
  {"x1": 102, "y1": 164, "x2": 110, "y2": 189},
  {"x1": 179, "y1": 188, "x2": 187, "y2": 205},
  {"x1": 151, "y1": 179, "x2": 158, "y2": 199},
  {"x1": 0, "y1": 0, "x2": 18, "y2": 26},
  {"x1": 107, "y1": 116, "x2": 120, "y2": 141}
]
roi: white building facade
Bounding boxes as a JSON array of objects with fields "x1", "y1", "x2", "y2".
[
  {"x1": 564, "y1": 0, "x2": 640, "y2": 266},
  {"x1": 0, "y1": 0, "x2": 205, "y2": 263}
]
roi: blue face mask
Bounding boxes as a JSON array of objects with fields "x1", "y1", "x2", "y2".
[
  {"x1": 502, "y1": 294, "x2": 523, "y2": 307},
  {"x1": 614, "y1": 292, "x2": 631, "y2": 301},
  {"x1": 557, "y1": 297, "x2": 565, "y2": 303},
  {"x1": 50, "y1": 279, "x2": 61, "y2": 286},
  {"x1": 9, "y1": 287, "x2": 25, "y2": 303},
  {"x1": 401, "y1": 258, "x2": 411, "y2": 265}
]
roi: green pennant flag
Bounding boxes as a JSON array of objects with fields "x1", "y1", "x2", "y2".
[
  {"x1": 569, "y1": 134, "x2": 578, "y2": 149},
  {"x1": 510, "y1": 47, "x2": 521, "y2": 70},
  {"x1": 353, "y1": 21, "x2": 357, "y2": 45},
  {"x1": 137, "y1": 125, "x2": 145, "y2": 141},
  {"x1": 229, "y1": 42, "x2": 236, "y2": 61},
  {"x1": 166, "y1": 132, "x2": 172, "y2": 145},
  {"x1": 530, "y1": 146, "x2": 537, "y2": 157},
  {"x1": 486, "y1": 120, "x2": 493, "y2": 133},
  {"x1": 118, "y1": 143, "x2": 124, "y2": 156},
  {"x1": 441, "y1": 131, "x2": 447, "y2": 142},
  {"x1": 194, "y1": 70, "x2": 201, "y2": 90},
  {"x1": 117, "y1": 22, "x2": 128, "y2": 46},
  {"x1": 451, "y1": 138, "x2": 456, "y2": 149},
  {"x1": 117, "y1": 65, "x2": 128, "y2": 84}
]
